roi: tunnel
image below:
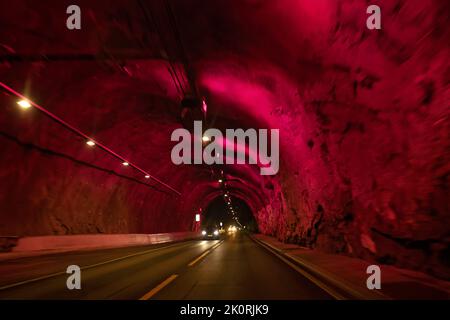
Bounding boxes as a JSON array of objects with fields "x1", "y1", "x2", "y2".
[
  {"x1": 0, "y1": 0, "x2": 449, "y2": 302},
  {"x1": 203, "y1": 195, "x2": 257, "y2": 232}
]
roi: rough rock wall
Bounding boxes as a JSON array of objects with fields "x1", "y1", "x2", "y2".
[
  {"x1": 0, "y1": 63, "x2": 201, "y2": 236},
  {"x1": 248, "y1": 0, "x2": 450, "y2": 279}
]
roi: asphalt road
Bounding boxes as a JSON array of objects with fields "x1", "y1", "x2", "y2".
[{"x1": 0, "y1": 233, "x2": 333, "y2": 299}]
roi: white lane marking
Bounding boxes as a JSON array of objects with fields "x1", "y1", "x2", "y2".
[{"x1": 0, "y1": 241, "x2": 199, "y2": 291}]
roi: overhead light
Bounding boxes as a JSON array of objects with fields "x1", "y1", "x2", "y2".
[
  {"x1": 145, "y1": 175, "x2": 150, "y2": 179},
  {"x1": 86, "y1": 140, "x2": 96, "y2": 147},
  {"x1": 17, "y1": 99, "x2": 32, "y2": 109},
  {"x1": 224, "y1": 194, "x2": 228, "y2": 197},
  {"x1": 218, "y1": 179, "x2": 223, "y2": 183},
  {"x1": 202, "y1": 135, "x2": 210, "y2": 142},
  {"x1": 0, "y1": 81, "x2": 181, "y2": 196}
]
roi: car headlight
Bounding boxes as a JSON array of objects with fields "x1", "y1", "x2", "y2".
[
  {"x1": 214, "y1": 230, "x2": 219, "y2": 236},
  {"x1": 202, "y1": 230, "x2": 206, "y2": 235}
]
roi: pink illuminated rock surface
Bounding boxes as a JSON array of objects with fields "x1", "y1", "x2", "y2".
[{"x1": 0, "y1": 1, "x2": 448, "y2": 279}]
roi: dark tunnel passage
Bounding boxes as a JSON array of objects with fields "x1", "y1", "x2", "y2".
[
  {"x1": 202, "y1": 195, "x2": 258, "y2": 232},
  {"x1": 0, "y1": 0, "x2": 449, "y2": 302}
]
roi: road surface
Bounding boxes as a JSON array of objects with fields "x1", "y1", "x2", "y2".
[{"x1": 0, "y1": 233, "x2": 333, "y2": 299}]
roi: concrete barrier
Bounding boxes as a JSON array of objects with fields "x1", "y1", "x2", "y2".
[{"x1": 2, "y1": 232, "x2": 201, "y2": 253}]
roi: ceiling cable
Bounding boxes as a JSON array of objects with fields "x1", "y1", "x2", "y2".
[
  {"x1": 137, "y1": 0, "x2": 187, "y2": 97},
  {"x1": 0, "y1": 81, "x2": 182, "y2": 196}
]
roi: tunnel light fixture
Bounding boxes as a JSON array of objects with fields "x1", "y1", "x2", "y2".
[
  {"x1": 86, "y1": 140, "x2": 96, "y2": 147},
  {"x1": 1, "y1": 81, "x2": 181, "y2": 196},
  {"x1": 218, "y1": 179, "x2": 223, "y2": 183},
  {"x1": 17, "y1": 99, "x2": 32, "y2": 109},
  {"x1": 145, "y1": 175, "x2": 150, "y2": 179}
]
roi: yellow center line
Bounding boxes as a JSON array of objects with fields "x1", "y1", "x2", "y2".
[
  {"x1": 140, "y1": 240, "x2": 224, "y2": 300},
  {"x1": 211, "y1": 241, "x2": 222, "y2": 250},
  {"x1": 187, "y1": 240, "x2": 223, "y2": 267},
  {"x1": 187, "y1": 249, "x2": 211, "y2": 267},
  {"x1": 139, "y1": 274, "x2": 178, "y2": 300}
]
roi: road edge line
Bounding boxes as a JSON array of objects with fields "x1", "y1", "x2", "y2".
[
  {"x1": 251, "y1": 235, "x2": 391, "y2": 300},
  {"x1": 0, "y1": 241, "x2": 195, "y2": 291}
]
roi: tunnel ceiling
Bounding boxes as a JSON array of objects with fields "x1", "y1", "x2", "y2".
[{"x1": 0, "y1": 1, "x2": 449, "y2": 279}]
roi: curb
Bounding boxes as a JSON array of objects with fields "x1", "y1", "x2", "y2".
[{"x1": 250, "y1": 235, "x2": 391, "y2": 300}]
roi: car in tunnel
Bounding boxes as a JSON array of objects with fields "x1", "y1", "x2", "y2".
[{"x1": 201, "y1": 226, "x2": 221, "y2": 240}]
